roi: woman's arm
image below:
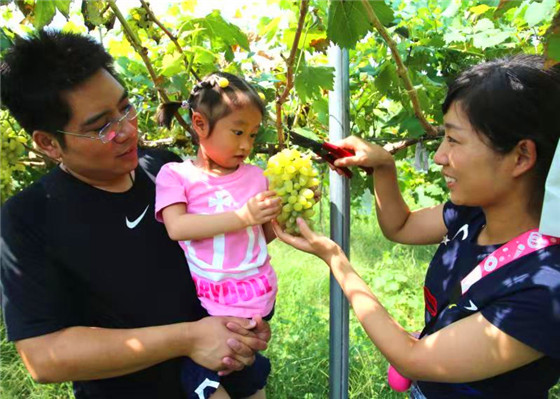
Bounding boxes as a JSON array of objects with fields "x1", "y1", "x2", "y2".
[
  {"x1": 272, "y1": 219, "x2": 542, "y2": 382},
  {"x1": 333, "y1": 136, "x2": 447, "y2": 245},
  {"x1": 15, "y1": 317, "x2": 268, "y2": 383},
  {"x1": 326, "y1": 245, "x2": 542, "y2": 382},
  {"x1": 162, "y1": 191, "x2": 281, "y2": 241}
]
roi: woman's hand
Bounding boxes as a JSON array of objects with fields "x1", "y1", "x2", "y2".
[
  {"x1": 332, "y1": 135, "x2": 394, "y2": 170},
  {"x1": 271, "y1": 218, "x2": 341, "y2": 263}
]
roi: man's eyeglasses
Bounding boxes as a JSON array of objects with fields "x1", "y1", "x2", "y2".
[{"x1": 57, "y1": 104, "x2": 138, "y2": 144}]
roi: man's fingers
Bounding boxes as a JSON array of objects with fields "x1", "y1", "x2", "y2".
[
  {"x1": 241, "y1": 336, "x2": 268, "y2": 351},
  {"x1": 218, "y1": 356, "x2": 247, "y2": 376},
  {"x1": 225, "y1": 319, "x2": 256, "y2": 336},
  {"x1": 226, "y1": 338, "x2": 254, "y2": 357}
]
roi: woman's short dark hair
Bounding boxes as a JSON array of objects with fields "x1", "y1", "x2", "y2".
[
  {"x1": 157, "y1": 72, "x2": 265, "y2": 145},
  {"x1": 0, "y1": 30, "x2": 118, "y2": 144},
  {"x1": 442, "y1": 54, "x2": 560, "y2": 212}
]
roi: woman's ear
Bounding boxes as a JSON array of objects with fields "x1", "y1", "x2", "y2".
[
  {"x1": 32, "y1": 131, "x2": 62, "y2": 160},
  {"x1": 511, "y1": 139, "x2": 537, "y2": 178},
  {"x1": 191, "y1": 111, "x2": 209, "y2": 139}
]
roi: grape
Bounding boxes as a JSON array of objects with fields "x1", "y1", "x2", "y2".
[
  {"x1": 264, "y1": 148, "x2": 320, "y2": 235},
  {"x1": 1, "y1": 111, "x2": 33, "y2": 202}
]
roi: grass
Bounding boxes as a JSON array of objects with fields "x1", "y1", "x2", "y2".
[{"x1": 1, "y1": 214, "x2": 559, "y2": 398}]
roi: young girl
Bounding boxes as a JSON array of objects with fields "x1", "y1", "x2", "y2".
[
  {"x1": 155, "y1": 72, "x2": 281, "y2": 399},
  {"x1": 273, "y1": 54, "x2": 560, "y2": 398}
]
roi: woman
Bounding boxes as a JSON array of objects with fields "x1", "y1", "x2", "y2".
[{"x1": 272, "y1": 54, "x2": 560, "y2": 398}]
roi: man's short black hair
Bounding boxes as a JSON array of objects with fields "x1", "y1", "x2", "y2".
[{"x1": 1, "y1": 30, "x2": 118, "y2": 142}]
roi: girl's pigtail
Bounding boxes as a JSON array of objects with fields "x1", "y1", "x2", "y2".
[{"x1": 156, "y1": 101, "x2": 188, "y2": 129}]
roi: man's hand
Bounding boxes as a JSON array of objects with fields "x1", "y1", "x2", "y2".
[
  {"x1": 236, "y1": 190, "x2": 281, "y2": 227},
  {"x1": 220, "y1": 315, "x2": 272, "y2": 376},
  {"x1": 184, "y1": 317, "x2": 268, "y2": 374}
]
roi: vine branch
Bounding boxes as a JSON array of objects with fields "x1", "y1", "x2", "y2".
[
  {"x1": 107, "y1": 0, "x2": 190, "y2": 136},
  {"x1": 382, "y1": 134, "x2": 442, "y2": 155},
  {"x1": 361, "y1": 0, "x2": 438, "y2": 137},
  {"x1": 139, "y1": 0, "x2": 201, "y2": 82},
  {"x1": 275, "y1": 0, "x2": 309, "y2": 147}
]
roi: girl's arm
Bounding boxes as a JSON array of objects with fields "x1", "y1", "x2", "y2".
[
  {"x1": 272, "y1": 219, "x2": 542, "y2": 383},
  {"x1": 333, "y1": 136, "x2": 447, "y2": 245},
  {"x1": 162, "y1": 190, "x2": 281, "y2": 241}
]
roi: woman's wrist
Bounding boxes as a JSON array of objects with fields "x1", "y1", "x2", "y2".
[
  {"x1": 374, "y1": 152, "x2": 396, "y2": 171},
  {"x1": 319, "y1": 242, "x2": 346, "y2": 265}
]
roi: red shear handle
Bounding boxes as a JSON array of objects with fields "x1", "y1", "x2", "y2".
[
  {"x1": 323, "y1": 143, "x2": 374, "y2": 175},
  {"x1": 322, "y1": 152, "x2": 353, "y2": 178}
]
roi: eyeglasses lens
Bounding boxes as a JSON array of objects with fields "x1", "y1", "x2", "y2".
[{"x1": 99, "y1": 106, "x2": 136, "y2": 143}]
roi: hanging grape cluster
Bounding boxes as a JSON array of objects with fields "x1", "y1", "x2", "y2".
[
  {"x1": 264, "y1": 148, "x2": 320, "y2": 235},
  {"x1": 1, "y1": 113, "x2": 29, "y2": 201}
]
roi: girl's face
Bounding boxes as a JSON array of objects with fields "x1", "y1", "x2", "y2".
[
  {"x1": 195, "y1": 100, "x2": 262, "y2": 175},
  {"x1": 434, "y1": 102, "x2": 515, "y2": 208}
]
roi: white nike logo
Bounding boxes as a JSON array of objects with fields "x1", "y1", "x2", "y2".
[
  {"x1": 464, "y1": 300, "x2": 478, "y2": 311},
  {"x1": 126, "y1": 205, "x2": 150, "y2": 229}
]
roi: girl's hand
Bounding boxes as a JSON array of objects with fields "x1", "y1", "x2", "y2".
[
  {"x1": 332, "y1": 135, "x2": 393, "y2": 170},
  {"x1": 238, "y1": 190, "x2": 282, "y2": 227},
  {"x1": 271, "y1": 218, "x2": 341, "y2": 263}
]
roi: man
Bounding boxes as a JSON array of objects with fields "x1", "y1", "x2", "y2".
[{"x1": 0, "y1": 30, "x2": 270, "y2": 398}]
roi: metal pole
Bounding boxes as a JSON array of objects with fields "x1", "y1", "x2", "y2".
[{"x1": 328, "y1": 44, "x2": 350, "y2": 399}]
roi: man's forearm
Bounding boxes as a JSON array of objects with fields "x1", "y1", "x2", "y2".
[{"x1": 16, "y1": 323, "x2": 188, "y2": 383}]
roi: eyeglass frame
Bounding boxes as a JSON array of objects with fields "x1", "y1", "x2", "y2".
[{"x1": 56, "y1": 103, "x2": 138, "y2": 144}]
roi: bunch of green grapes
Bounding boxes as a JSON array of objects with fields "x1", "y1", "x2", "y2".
[
  {"x1": 1, "y1": 114, "x2": 29, "y2": 202},
  {"x1": 264, "y1": 148, "x2": 321, "y2": 235}
]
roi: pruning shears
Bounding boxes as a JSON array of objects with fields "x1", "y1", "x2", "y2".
[{"x1": 288, "y1": 131, "x2": 374, "y2": 178}]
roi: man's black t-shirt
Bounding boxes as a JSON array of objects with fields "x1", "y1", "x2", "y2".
[{"x1": 1, "y1": 149, "x2": 206, "y2": 398}]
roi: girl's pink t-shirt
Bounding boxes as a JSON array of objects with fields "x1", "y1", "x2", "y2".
[{"x1": 155, "y1": 160, "x2": 277, "y2": 318}]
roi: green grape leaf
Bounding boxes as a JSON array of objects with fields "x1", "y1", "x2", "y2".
[
  {"x1": 82, "y1": 0, "x2": 104, "y2": 29},
  {"x1": 294, "y1": 66, "x2": 334, "y2": 103},
  {"x1": 255, "y1": 126, "x2": 278, "y2": 145},
  {"x1": 54, "y1": 0, "x2": 71, "y2": 18},
  {"x1": 525, "y1": 0, "x2": 557, "y2": 28},
  {"x1": 399, "y1": 116, "x2": 424, "y2": 138},
  {"x1": 374, "y1": 62, "x2": 396, "y2": 95},
  {"x1": 258, "y1": 16, "x2": 281, "y2": 42},
  {"x1": 472, "y1": 30, "x2": 511, "y2": 49},
  {"x1": 0, "y1": 28, "x2": 13, "y2": 52},
  {"x1": 443, "y1": 29, "x2": 466, "y2": 44},
  {"x1": 33, "y1": 0, "x2": 57, "y2": 29},
  {"x1": 441, "y1": 1, "x2": 460, "y2": 18},
  {"x1": 160, "y1": 53, "x2": 183, "y2": 77},
  {"x1": 191, "y1": 45, "x2": 217, "y2": 65},
  {"x1": 470, "y1": 4, "x2": 491, "y2": 16},
  {"x1": 291, "y1": 127, "x2": 320, "y2": 141},
  {"x1": 327, "y1": 1, "x2": 394, "y2": 49},
  {"x1": 546, "y1": 34, "x2": 560, "y2": 63},
  {"x1": 494, "y1": 0, "x2": 520, "y2": 18},
  {"x1": 311, "y1": 97, "x2": 329, "y2": 126},
  {"x1": 201, "y1": 10, "x2": 250, "y2": 51}
]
